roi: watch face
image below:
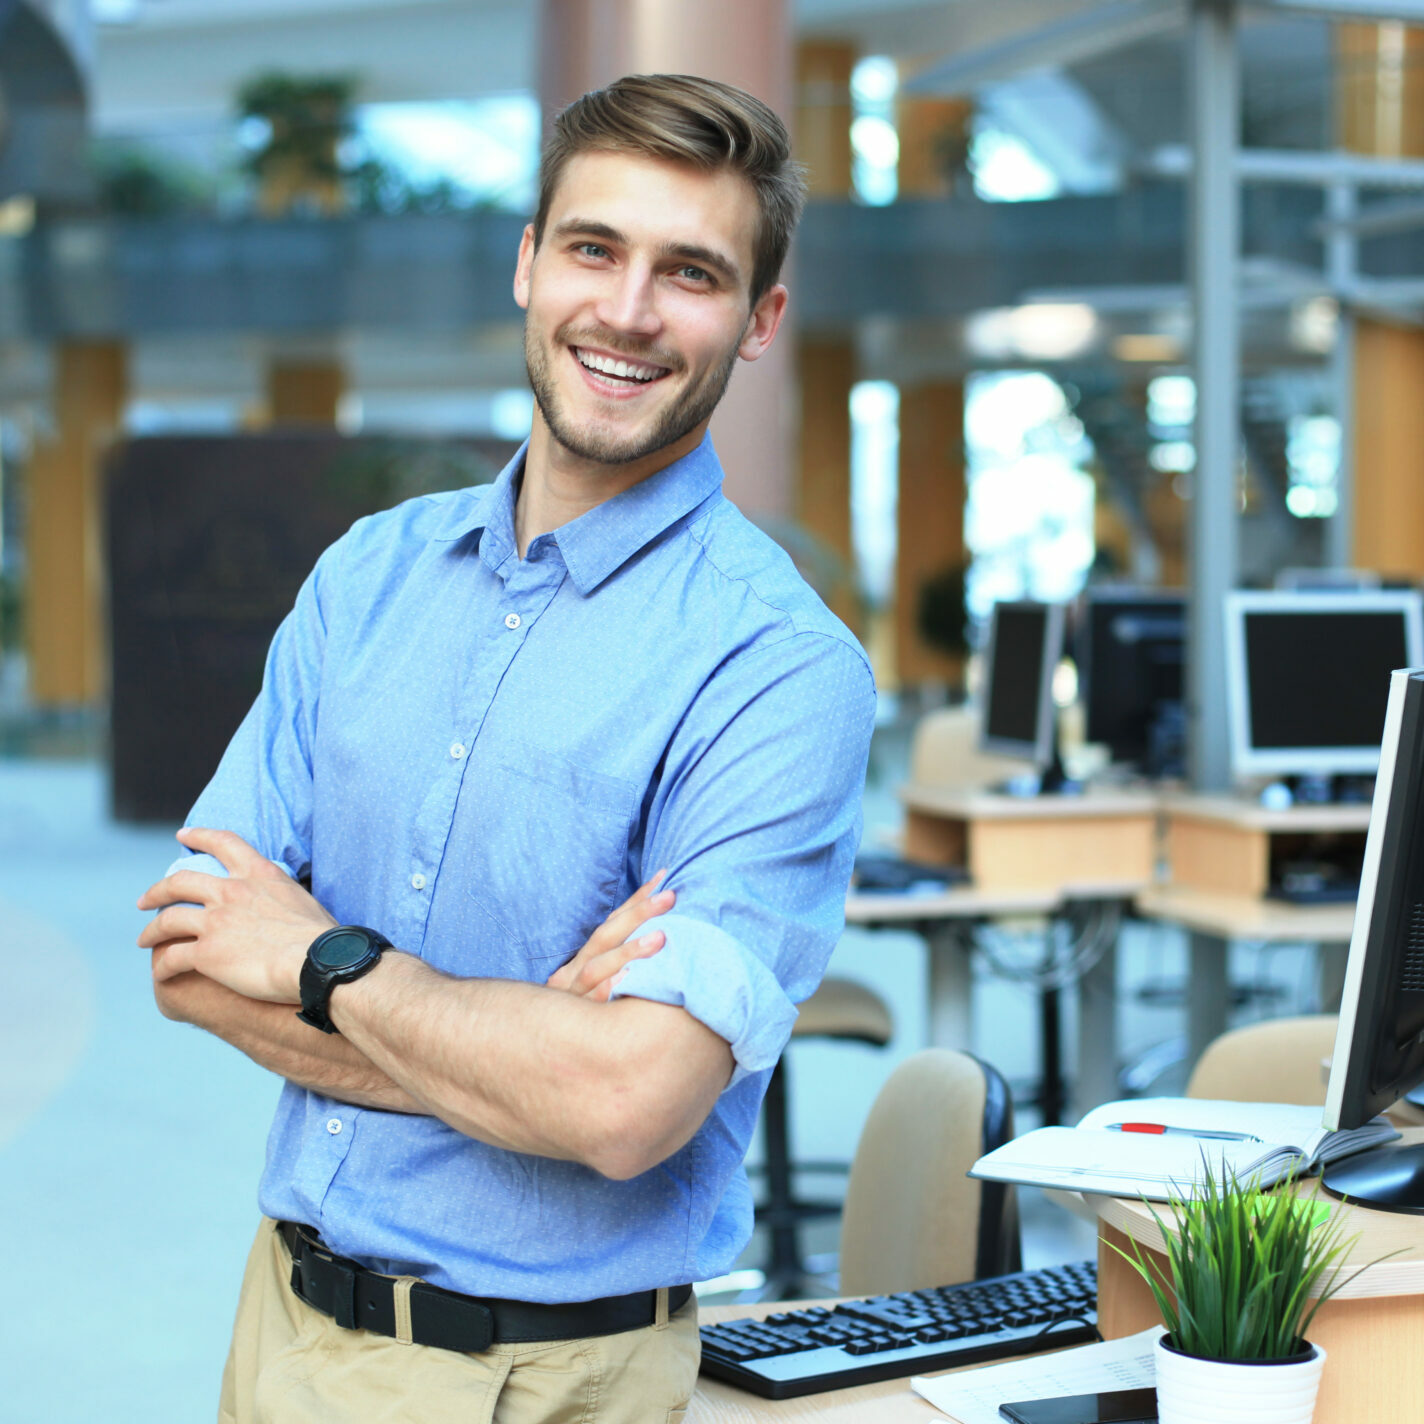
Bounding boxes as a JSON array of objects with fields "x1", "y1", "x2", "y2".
[{"x1": 313, "y1": 929, "x2": 373, "y2": 970}]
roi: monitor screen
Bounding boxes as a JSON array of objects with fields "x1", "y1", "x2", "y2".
[
  {"x1": 980, "y1": 601, "x2": 1064, "y2": 765},
  {"x1": 1224, "y1": 591, "x2": 1424, "y2": 779},
  {"x1": 1080, "y1": 589, "x2": 1185, "y2": 771},
  {"x1": 1319, "y1": 668, "x2": 1424, "y2": 1212}
]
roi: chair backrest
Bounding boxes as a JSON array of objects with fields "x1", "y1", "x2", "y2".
[
  {"x1": 908, "y1": 706, "x2": 1034, "y2": 791},
  {"x1": 839, "y1": 1049, "x2": 1021, "y2": 1297},
  {"x1": 1185, "y1": 1016, "x2": 1339, "y2": 1105}
]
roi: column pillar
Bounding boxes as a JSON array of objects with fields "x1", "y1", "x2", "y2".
[
  {"x1": 795, "y1": 40, "x2": 854, "y2": 197},
  {"x1": 790, "y1": 39, "x2": 856, "y2": 629},
  {"x1": 896, "y1": 381, "x2": 965, "y2": 688},
  {"x1": 538, "y1": 0, "x2": 794, "y2": 519},
  {"x1": 265, "y1": 359, "x2": 346, "y2": 427},
  {"x1": 896, "y1": 92, "x2": 972, "y2": 199},
  {"x1": 26, "y1": 340, "x2": 128, "y2": 706},
  {"x1": 1338, "y1": 19, "x2": 1424, "y2": 578},
  {"x1": 1186, "y1": 0, "x2": 1241, "y2": 794},
  {"x1": 1351, "y1": 321, "x2": 1424, "y2": 577},
  {"x1": 795, "y1": 335, "x2": 857, "y2": 630}
]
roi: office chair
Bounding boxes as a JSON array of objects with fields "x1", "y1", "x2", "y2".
[
  {"x1": 907, "y1": 705, "x2": 1035, "y2": 790},
  {"x1": 1185, "y1": 1015, "x2": 1339, "y2": 1105},
  {"x1": 838, "y1": 1048, "x2": 1021, "y2": 1296},
  {"x1": 756, "y1": 976, "x2": 893, "y2": 1300}
]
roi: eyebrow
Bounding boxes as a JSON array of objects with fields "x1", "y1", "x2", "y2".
[{"x1": 550, "y1": 218, "x2": 742, "y2": 286}]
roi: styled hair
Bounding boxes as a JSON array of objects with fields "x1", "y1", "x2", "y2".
[{"x1": 534, "y1": 74, "x2": 807, "y2": 305}]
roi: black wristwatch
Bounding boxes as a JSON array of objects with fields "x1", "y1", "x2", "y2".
[{"x1": 297, "y1": 925, "x2": 392, "y2": 1034}]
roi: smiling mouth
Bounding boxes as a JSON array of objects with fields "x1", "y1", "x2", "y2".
[{"x1": 572, "y1": 347, "x2": 672, "y2": 386}]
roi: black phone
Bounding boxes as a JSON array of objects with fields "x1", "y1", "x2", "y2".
[{"x1": 998, "y1": 1387, "x2": 1159, "y2": 1424}]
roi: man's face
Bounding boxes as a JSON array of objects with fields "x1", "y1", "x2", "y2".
[{"x1": 514, "y1": 150, "x2": 786, "y2": 471}]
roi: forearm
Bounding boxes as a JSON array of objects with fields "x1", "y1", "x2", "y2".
[
  {"x1": 154, "y1": 971, "x2": 428, "y2": 1115},
  {"x1": 329, "y1": 951, "x2": 731, "y2": 1178}
]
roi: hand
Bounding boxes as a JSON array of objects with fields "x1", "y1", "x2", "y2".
[
  {"x1": 545, "y1": 870, "x2": 674, "y2": 1002},
  {"x1": 137, "y1": 827, "x2": 337, "y2": 1003}
]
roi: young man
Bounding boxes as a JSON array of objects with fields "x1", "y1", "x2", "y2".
[{"x1": 140, "y1": 74, "x2": 875, "y2": 1422}]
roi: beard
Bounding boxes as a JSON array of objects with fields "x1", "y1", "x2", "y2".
[{"x1": 524, "y1": 320, "x2": 739, "y2": 467}]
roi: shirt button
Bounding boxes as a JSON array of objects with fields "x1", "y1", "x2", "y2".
[
  {"x1": 411, "y1": 873, "x2": 427, "y2": 891},
  {"x1": 326, "y1": 1118, "x2": 342, "y2": 1135},
  {"x1": 504, "y1": 612, "x2": 522, "y2": 630},
  {"x1": 449, "y1": 742, "x2": 466, "y2": 760}
]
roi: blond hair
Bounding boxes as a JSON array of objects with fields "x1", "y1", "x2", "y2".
[{"x1": 534, "y1": 74, "x2": 806, "y2": 304}]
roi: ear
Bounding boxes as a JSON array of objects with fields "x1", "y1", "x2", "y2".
[
  {"x1": 513, "y1": 224, "x2": 536, "y2": 310},
  {"x1": 736, "y1": 284, "x2": 789, "y2": 363}
]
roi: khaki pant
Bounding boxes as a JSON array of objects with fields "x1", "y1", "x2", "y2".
[{"x1": 218, "y1": 1220, "x2": 701, "y2": 1424}]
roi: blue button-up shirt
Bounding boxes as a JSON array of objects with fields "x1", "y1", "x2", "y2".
[{"x1": 179, "y1": 433, "x2": 875, "y2": 1301}]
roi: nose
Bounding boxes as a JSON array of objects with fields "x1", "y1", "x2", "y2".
[{"x1": 594, "y1": 261, "x2": 662, "y2": 340}]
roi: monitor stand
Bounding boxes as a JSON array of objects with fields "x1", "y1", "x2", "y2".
[
  {"x1": 1321, "y1": 1141, "x2": 1424, "y2": 1215},
  {"x1": 996, "y1": 743, "x2": 1081, "y2": 798},
  {"x1": 1277, "y1": 773, "x2": 1376, "y2": 806}
]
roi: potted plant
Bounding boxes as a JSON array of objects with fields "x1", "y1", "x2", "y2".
[
  {"x1": 1114, "y1": 1161, "x2": 1378, "y2": 1424},
  {"x1": 237, "y1": 72, "x2": 357, "y2": 216}
]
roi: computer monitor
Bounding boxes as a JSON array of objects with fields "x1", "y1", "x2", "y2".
[
  {"x1": 1079, "y1": 588, "x2": 1186, "y2": 775},
  {"x1": 1224, "y1": 590, "x2": 1424, "y2": 783},
  {"x1": 979, "y1": 600, "x2": 1066, "y2": 781},
  {"x1": 1321, "y1": 667, "x2": 1424, "y2": 1212}
]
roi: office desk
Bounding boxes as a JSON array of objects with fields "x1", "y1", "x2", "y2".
[
  {"x1": 845, "y1": 884, "x2": 1136, "y2": 1121},
  {"x1": 898, "y1": 786, "x2": 1158, "y2": 894},
  {"x1": 1140, "y1": 794, "x2": 1367, "y2": 1063},
  {"x1": 853, "y1": 786, "x2": 1154, "y2": 1122}
]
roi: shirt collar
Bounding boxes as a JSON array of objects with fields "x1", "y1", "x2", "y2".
[{"x1": 436, "y1": 433, "x2": 726, "y2": 595}]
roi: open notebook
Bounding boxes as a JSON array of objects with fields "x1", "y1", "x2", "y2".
[{"x1": 970, "y1": 1096, "x2": 1398, "y2": 1200}]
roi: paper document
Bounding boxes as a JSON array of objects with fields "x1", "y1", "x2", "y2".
[
  {"x1": 970, "y1": 1097, "x2": 1397, "y2": 1200},
  {"x1": 910, "y1": 1327, "x2": 1162, "y2": 1424}
]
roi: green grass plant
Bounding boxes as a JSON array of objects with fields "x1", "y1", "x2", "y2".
[{"x1": 1113, "y1": 1157, "x2": 1381, "y2": 1361}]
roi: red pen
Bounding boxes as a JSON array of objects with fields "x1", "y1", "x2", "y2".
[{"x1": 1107, "y1": 1122, "x2": 1261, "y2": 1143}]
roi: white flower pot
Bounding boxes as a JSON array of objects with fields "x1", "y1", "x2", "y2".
[{"x1": 1154, "y1": 1334, "x2": 1326, "y2": 1424}]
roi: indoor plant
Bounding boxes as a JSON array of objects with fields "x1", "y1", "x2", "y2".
[{"x1": 1115, "y1": 1161, "x2": 1375, "y2": 1424}]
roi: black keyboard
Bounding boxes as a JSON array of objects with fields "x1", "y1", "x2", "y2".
[{"x1": 698, "y1": 1259, "x2": 1097, "y2": 1400}]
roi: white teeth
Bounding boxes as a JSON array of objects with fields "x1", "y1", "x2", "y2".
[{"x1": 577, "y1": 349, "x2": 662, "y2": 382}]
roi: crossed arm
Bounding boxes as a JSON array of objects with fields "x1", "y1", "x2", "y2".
[{"x1": 140, "y1": 827, "x2": 734, "y2": 1180}]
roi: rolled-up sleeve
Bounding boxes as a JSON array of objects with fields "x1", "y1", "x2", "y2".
[{"x1": 610, "y1": 631, "x2": 875, "y2": 1083}]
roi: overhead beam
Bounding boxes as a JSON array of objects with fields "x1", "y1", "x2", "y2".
[
  {"x1": 1313, "y1": 196, "x2": 1424, "y2": 237},
  {"x1": 1254, "y1": 0, "x2": 1424, "y2": 20},
  {"x1": 1147, "y1": 144, "x2": 1424, "y2": 185},
  {"x1": 903, "y1": 0, "x2": 1185, "y2": 95}
]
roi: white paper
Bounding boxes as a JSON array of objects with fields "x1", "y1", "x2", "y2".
[{"x1": 910, "y1": 1327, "x2": 1163, "y2": 1424}]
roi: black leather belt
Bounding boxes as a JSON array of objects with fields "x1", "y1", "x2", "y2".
[{"x1": 279, "y1": 1221, "x2": 693, "y2": 1353}]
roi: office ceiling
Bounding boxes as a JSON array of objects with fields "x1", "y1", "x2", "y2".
[{"x1": 80, "y1": 0, "x2": 1351, "y2": 188}]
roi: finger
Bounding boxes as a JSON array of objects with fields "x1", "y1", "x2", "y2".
[
  {"x1": 630, "y1": 867, "x2": 669, "y2": 904},
  {"x1": 151, "y1": 940, "x2": 198, "y2": 981},
  {"x1": 574, "y1": 930, "x2": 665, "y2": 998},
  {"x1": 175, "y1": 826, "x2": 276, "y2": 878},
  {"x1": 600, "y1": 868, "x2": 669, "y2": 926},
  {"x1": 588, "y1": 886, "x2": 675, "y2": 955},
  {"x1": 137, "y1": 905, "x2": 206, "y2": 949},
  {"x1": 137, "y1": 868, "x2": 228, "y2": 912}
]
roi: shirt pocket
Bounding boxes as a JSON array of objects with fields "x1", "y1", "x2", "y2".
[{"x1": 464, "y1": 746, "x2": 640, "y2": 967}]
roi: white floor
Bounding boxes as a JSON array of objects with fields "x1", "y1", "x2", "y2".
[{"x1": 0, "y1": 750, "x2": 1329, "y2": 1422}]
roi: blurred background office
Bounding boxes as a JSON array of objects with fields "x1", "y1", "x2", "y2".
[{"x1": 4, "y1": 0, "x2": 1424, "y2": 1418}]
